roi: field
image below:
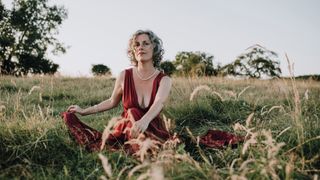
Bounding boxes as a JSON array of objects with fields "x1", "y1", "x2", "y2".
[{"x1": 0, "y1": 75, "x2": 319, "y2": 179}]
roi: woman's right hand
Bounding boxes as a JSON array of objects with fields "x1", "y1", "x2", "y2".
[{"x1": 67, "y1": 105, "x2": 84, "y2": 115}]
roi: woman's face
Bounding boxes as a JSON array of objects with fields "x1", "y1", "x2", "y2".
[{"x1": 133, "y1": 34, "x2": 154, "y2": 63}]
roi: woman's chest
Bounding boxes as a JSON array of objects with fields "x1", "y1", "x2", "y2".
[{"x1": 133, "y1": 77, "x2": 156, "y2": 108}]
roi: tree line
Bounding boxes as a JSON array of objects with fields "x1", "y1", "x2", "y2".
[
  {"x1": 92, "y1": 45, "x2": 282, "y2": 79},
  {"x1": 160, "y1": 44, "x2": 282, "y2": 79},
  {"x1": 1, "y1": 0, "x2": 281, "y2": 79}
]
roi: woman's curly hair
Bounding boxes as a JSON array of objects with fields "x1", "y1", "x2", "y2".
[{"x1": 127, "y1": 30, "x2": 164, "y2": 68}]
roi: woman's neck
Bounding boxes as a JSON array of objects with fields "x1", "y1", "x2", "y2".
[
  {"x1": 135, "y1": 61, "x2": 158, "y2": 81},
  {"x1": 137, "y1": 60, "x2": 156, "y2": 74}
]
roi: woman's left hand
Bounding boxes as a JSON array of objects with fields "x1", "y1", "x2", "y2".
[{"x1": 131, "y1": 119, "x2": 149, "y2": 138}]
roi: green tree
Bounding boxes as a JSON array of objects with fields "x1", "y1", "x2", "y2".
[
  {"x1": 91, "y1": 64, "x2": 111, "y2": 76},
  {"x1": 160, "y1": 60, "x2": 175, "y2": 76},
  {"x1": 220, "y1": 44, "x2": 281, "y2": 78},
  {"x1": 173, "y1": 51, "x2": 216, "y2": 77},
  {"x1": 0, "y1": 0, "x2": 67, "y2": 76}
]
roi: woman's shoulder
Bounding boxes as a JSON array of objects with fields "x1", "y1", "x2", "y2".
[
  {"x1": 119, "y1": 67, "x2": 134, "y2": 77},
  {"x1": 116, "y1": 69, "x2": 128, "y2": 83},
  {"x1": 158, "y1": 69, "x2": 171, "y2": 79},
  {"x1": 159, "y1": 72, "x2": 172, "y2": 86},
  {"x1": 117, "y1": 67, "x2": 136, "y2": 83}
]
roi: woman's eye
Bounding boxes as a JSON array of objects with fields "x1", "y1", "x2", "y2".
[{"x1": 133, "y1": 43, "x2": 139, "y2": 48}]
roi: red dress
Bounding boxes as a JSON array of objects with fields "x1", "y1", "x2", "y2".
[
  {"x1": 62, "y1": 68, "x2": 170, "y2": 152},
  {"x1": 62, "y1": 68, "x2": 243, "y2": 152}
]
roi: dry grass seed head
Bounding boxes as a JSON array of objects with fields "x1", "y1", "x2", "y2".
[
  {"x1": 263, "y1": 159, "x2": 281, "y2": 180},
  {"x1": 174, "y1": 153, "x2": 202, "y2": 171},
  {"x1": 128, "y1": 162, "x2": 150, "y2": 179},
  {"x1": 229, "y1": 158, "x2": 239, "y2": 175},
  {"x1": 136, "y1": 164, "x2": 165, "y2": 180},
  {"x1": 239, "y1": 159, "x2": 256, "y2": 172},
  {"x1": 125, "y1": 134, "x2": 162, "y2": 162},
  {"x1": 100, "y1": 175, "x2": 108, "y2": 180},
  {"x1": 211, "y1": 91, "x2": 224, "y2": 101},
  {"x1": 285, "y1": 154, "x2": 295, "y2": 180},
  {"x1": 136, "y1": 172, "x2": 149, "y2": 180},
  {"x1": 150, "y1": 164, "x2": 165, "y2": 180},
  {"x1": 157, "y1": 150, "x2": 176, "y2": 161},
  {"x1": 116, "y1": 166, "x2": 132, "y2": 180},
  {"x1": 313, "y1": 174, "x2": 318, "y2": 180},
  {"x1": 28, "y1": 85, "x2": 41, "y2": 95},
  {"x1": 233, "y1": 122, "x2": 255, "y2": 138},
  {"x1": 162, "y1": 133, "x2": 181, "y2": 150},
  {"x1": 230, "y1": 175, "x2": 247, "y2": 180},
  {"x1": 37, "y1": 104, "x2": 45, "y2": 120},
  {"x1": 242, "y1": 132, "x2": 258, "y2": 155},
  {"x1": 189, "y1": 85, "x2": 211, "y2": 101},
  {"x1": 276, "y1": 126, "x2": 291, "y2": 139},
  {"x1": 267, "y1": 105, "x2": 284, "y2": 114},
  {"x1": 224, "y1": 90, "x2": 237, "y2": 99},
  {"x1": 100, "y1": 117, "x2": 122, "y2": 150},
  {"x1": 162, "y1": 114, "x2": 174, "y2": 132},
  {"x1": 98, "y1": 153, "x2": 112, "y2": 178},
  {"x1": 261, "y1": 130, "x2": 285, "y2": 159},
  {"x1": 238, "y1": 159, "x2": 256, "y2": 178},
  {"x1": 11, "y1": 79, "x2": 17, "y2": 86},
  {"x1": 245, "y1": 113, "x2": 254, "y2": 128},
  {"x1": 304, "y1": 89, "x2": 309, "y2": 100},
  {"x1": 233, "y1": 123, "x2": 246, "y2": 131},
  {"x1": 237, "y1": 86, "x2": 251, "y2": 99}
]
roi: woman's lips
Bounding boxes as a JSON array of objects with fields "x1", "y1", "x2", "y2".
[{"x1": 138, "y1": 52, "x2": 145, "y2": 56}]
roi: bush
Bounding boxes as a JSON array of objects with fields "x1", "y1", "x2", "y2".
[
  {"x1": 160, "y1": 61, "x2": 176, "y2": 76},
  {"x1": 91, "y1": 64, "x2": 111, "y2": 76}
]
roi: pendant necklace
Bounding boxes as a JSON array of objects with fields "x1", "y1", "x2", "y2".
[{"x1": 135, "y1": 68, "x2": 157, "y2": 81}]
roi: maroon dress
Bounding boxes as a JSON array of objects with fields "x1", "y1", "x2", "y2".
[
  {"x1": 62, "y1": 68, "x2": 243, "y2": 152},
  {"x1": 62, "y1": 68, "x2": 170, "y2": 152}
]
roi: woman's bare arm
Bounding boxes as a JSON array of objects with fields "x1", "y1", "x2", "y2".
[
  {"x1": 131, "y1": 76, "x2": 172, "y2": 136},
  {"x1": 67, "y1": 70, "x2": 125, "y2": 116}
]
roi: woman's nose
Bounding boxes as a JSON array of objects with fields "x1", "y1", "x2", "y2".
[{"x1": 138, "y1": 45, "x2": 143, "y2": 49}]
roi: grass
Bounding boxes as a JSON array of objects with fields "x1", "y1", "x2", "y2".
[{"x1": 0, "y1": 75, "x2": 319, "y2": 179}]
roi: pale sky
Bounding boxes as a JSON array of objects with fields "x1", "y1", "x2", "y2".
[{"x1": 3, "y1": 0, "x2": 320, "y2": 77}]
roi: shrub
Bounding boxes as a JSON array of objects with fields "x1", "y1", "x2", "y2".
[{"x1": 91, "y1": 64, "x2": 111, "y2": 76}]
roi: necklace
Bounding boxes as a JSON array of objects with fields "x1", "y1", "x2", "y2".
[{"x1": 135, "y1": 68, "x2": 157, "y2": 81}]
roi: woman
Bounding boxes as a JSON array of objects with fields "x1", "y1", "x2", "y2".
[
  {"x1": 62, "y1": 29, "x2": 244, "y2": 153},
  {"x1": 62, "y1": 30, "x2": 172, "y2": 153}
]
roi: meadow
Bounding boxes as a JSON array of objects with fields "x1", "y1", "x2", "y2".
[{"x1": 0, "y1": 74, "x2": 319, "y2": 179}]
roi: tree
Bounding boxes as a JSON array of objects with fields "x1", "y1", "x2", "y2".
[
  {"x1": 91, "y1": 64, "x2": 111, "y2": 76},
  {"x1": 220, "y1": 44, "x2": 281, "y2": 78},
  {"x1": 173, "y1": 51, "x2": 216, "y2": 77},
  {"x1": 0, "y1": 0, "x2": 67, "y2": 76},
  {"x1": 160, "y1": 60, "x2": 175, "y2": 76}
]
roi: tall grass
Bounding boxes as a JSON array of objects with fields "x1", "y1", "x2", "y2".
[{"x1": 0, "y1": 74, "x2": 319, "y2": 179}]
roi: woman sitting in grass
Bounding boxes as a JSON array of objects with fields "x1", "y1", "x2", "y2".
[
  {"x1": 62, "y1": 29, "x2": 243, "y2": 153},
  {"x1": 63, "y1": 30, "x2": 172, "y2": 153}
]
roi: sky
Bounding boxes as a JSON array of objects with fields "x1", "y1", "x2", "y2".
[{"x1": 3, "y1": 0, "x2": 320, "y2": 77}]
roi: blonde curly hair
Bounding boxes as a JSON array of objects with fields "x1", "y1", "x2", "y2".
[{"x1": 127, "y1": 30, "x2": 164, "y2": 68}]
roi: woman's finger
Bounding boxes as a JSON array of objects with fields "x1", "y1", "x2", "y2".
[{"x1": 67, "y1": 105, "x2": 78, "y2": 112}]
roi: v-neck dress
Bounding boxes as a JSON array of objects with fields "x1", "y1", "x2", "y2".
[
  {"x1": 62, "y1": 68, "x2": 244, "y2": 152},
  {"x1": 62, "y1": 68, "x2": 170, "y2": 152}
]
